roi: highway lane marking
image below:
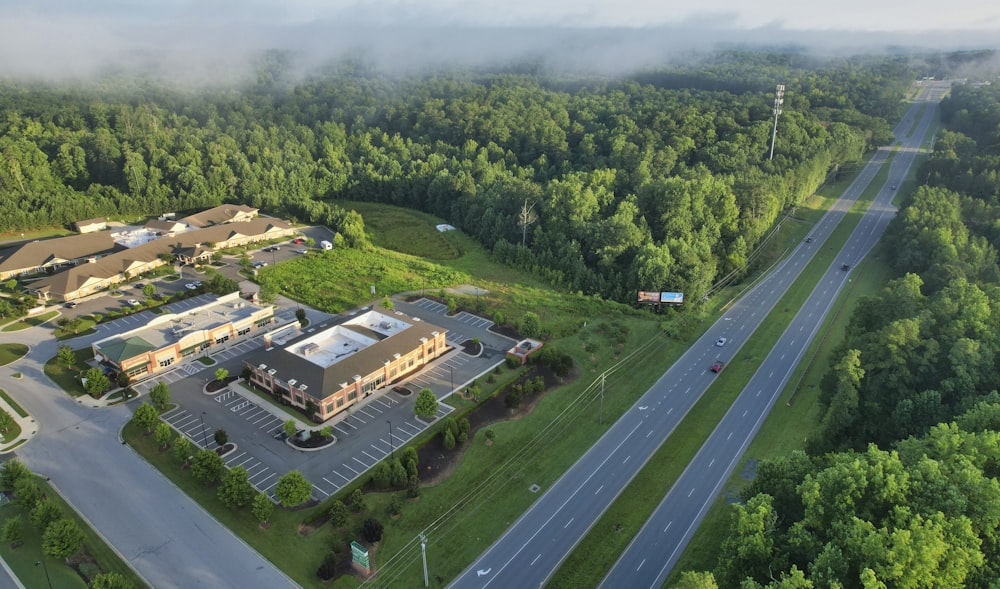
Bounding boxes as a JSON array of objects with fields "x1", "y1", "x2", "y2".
[
  {"x1": 742, "y1": 410, "x2": 748, "y2": 417},
  {"x1": 688, "y1": 488, "x2": 695, "y2": 497},
  {"x1": 531, "y1": 554, "x2": 541, "y2": 566},
  {"x1": 727, "y1": 432, "x2": 733, "y2": 440},
  {"x1": 646, "y1": 430, "x2": 654, "y2": 438},
  {"x1": 564, "y1": 518, "x2": 574, "y2": 528},
  {"x1": 475, "y1": 421, "x2": 644, "y2": 588},
  {"x1": 683, "y1": 387, "x2": 690, "y2": 395},
  {"x1": 595, "y1": 485, "x2": 603, "y2": 495},
  {"x1": 663, "y1": 521, "x2": 672, "y2": 533},
  {"x1": 709, "y1": 459, "x2": 715, "y2": 468},
  {"x1": 623, "y1": 456, "x2": 631, "y2": 464},
  {"x1": 637, "y1": 558, "x2": 646, "y2": 571},
  {"x1": 667, "y1": 408, "x2": 673, "y2": 415},
  {"x1": 756, "y1": 390, "x2": 761, "y2": 397}
]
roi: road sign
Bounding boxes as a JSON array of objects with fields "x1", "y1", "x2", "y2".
[{"x1": 351, "y1": 541, "x2": 370, "y2": 569}]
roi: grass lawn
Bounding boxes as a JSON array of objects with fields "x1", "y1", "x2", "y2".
[
  {"x1": 0, "y1": 388, "x2": 29, "y2": 418},
  {"x1": 0, "y1": 476, "x2": 148, "y2": 589},
  {"x1": 341, "y1": 201, "x2": 465, "y2": 260},
  {"x1": 548, "y1": 151, "x2": 897, "y2": 588},
  {"x1": 0, "y1": 343, "x2": 28, "y2": 366},
  {"x1": 2, "y1": 311, "x2": 59, "y2": 332},
  {"x1": 53, "y1": 316, "x2": 98, "y2": 340},
  {"x1": 195, "y1": 356, "x2": 215, "y2": 366},
  {"x1": 43, "y1": 348, "x2": 95, "y2": 398}
]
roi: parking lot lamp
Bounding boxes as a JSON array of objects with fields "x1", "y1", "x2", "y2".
[
  {"x1": 449, "y1": 366, "x2": 454, "y2": 394},
  {"x1": 387, "y1": 420, "x2": 394, "y2": 460},
  {"x1": 200, "y1": 411, "x2": 208, "y2": 448}
]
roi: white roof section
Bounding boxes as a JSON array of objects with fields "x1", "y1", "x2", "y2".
[{"x1": 288, "y1": 310, "x2": 412, "y2": 368}]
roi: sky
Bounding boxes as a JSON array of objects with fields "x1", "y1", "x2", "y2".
[{"x1": 2, "y1": 1, "x2": 1000, "y2": 81}]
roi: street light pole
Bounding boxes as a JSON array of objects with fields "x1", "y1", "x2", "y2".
[
  {"x1": 200, "y1": 411, "x2": 208, "y2": 448},
  {"x1": 387, "y1": 420, "x2": 394, "y2": 459},
  {"x1": 769, "y1": 84, "x2": 785, "y2": 161},
  {"x1": 419, "y1": 532, "x2": 429, "y2": 587},
  {"x1": 449, "y1": 366, "x2": 454, "y2": 395}
]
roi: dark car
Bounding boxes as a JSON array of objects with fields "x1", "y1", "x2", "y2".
[
  {"x1": 805, "y1": 237, "x2": 813, "y2": 243},
  {"x1": 710, "y1": 361, "x2": 724, "y2": 373},
  {"x1": 63, "y1": 301, "x2": 78, "y2": 308},
  {"x1": 392, "y1": 385, "x2": 412, "y2": 396},
  {"x1": 841, "y1": 263, "x2": 850, "y2": 271}
]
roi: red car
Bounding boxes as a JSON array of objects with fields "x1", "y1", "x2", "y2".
[
  {"x1": 292, "y1": 238, "x2": 305, "y2": 244},
  {"x1": 710, "y1": 361, "x2": 724, "y2": 373}
]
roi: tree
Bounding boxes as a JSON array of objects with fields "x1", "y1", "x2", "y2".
[
  {"x1": 218, "y1": 466, "x2": 255, "y2": 509},
  {"x1": 155, "y1": 422, "x2": 173, "y2": 449},
  {"x1": 90, "y1": 571, "x2": 133, "y2": 589},
  {"x1": 361, "y1": 518, "x2": 384, "y2": 543},
  {"x1": 149, "y1": 381, "x2": 170, "y2": 410},
  {"x1": 442, "y1": 428, "x2": 456, "y2": 450},
  {"x1": 381, "y1": 296, "x2": 394, "y2": 310},
  {"x1": 407, "y1": 475, "x2": 421, "y2": 499},
  {"x1": 190, "y1": 449, "x2": 225, "y2": 485},
  {"x1": 674, "y1": 571, "x2": 719, "y2": 589},
  {"x1": 520, "y1": 312, "x2": 541, "y2": 338},
  {"x1": 143, "y1": 283, "x2": 156, "y2": 298},
  {"x1": 214, "y1": 429, "x2": 228, "y2": 447},
  {"x1": 388, "y1": 493, "x2": 402, "y2": 517},
  {"x1": 390, "y1": 459, "x2": 408, "y2": 489},
  {"x1": 0, "y1": 459, "x2": 30, "y2": 490},
  {"x1": 484, "y1": 428, "x2": 496, "y2": 444},
  {"x1": 505, "y1": 387, "x2": 523, "y2": 410},
  {"x1": 252, "y1": 492, "x2": 274, "y2": 526},
  {"x1": 328, "y1": 500, "x2": 348, "y2": 528},
  {"x1": 283, "y1": 419, "x2": 298, "y2": 438},
  {"x1": 371, "y1": 461, "x2": 391, "y2": 489},
  {"x1": 274, "y1": 470, "x2": 312, "y2": 507},
  {"x1": 83, "y1": 367, "x2": 111, "y2": 397},
  {"x1": 13, "y1": 478, "x2": 41, "y2": 512},
  {"x1": 57, "y1": 345, "x2": 76, "y2": 368},
  {"x1": 2, "y1": 516, "x2": 23, "y2": 548},
  {"x1": 296, "y1": 308, "x2": 307, "y2": 326},
  {"x1": 172, "y1": 436, "x2": 192, "y2": 464},
  {"x1": 0, "y1": 409, "x2": 14, "y2": 433},
  {"x1": 30, "y1": 500, "x2": 62, "y2": 530},
  {"x1": 116, "y1": 371, "x2": 130, "y2": 389},
  {"x1": 131, "y1": 403, "x2": 158, "y2": 433},
  {"x1": 43, "y1": 518, "x2": 84, "y2": 559},
  {"x1": 414, "y1": 388, "x2": 439, "y2": 420},
  {"x1": 350, "y1": 488, "x2": 366, "y2": 513},
  {"x1": 319, "y1": 426, "x2": 333, "y2": 439}
]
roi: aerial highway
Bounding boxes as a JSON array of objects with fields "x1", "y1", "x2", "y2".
[
  {"x1": 601, "y1": 80, "x2": 949, "y2": 589},
  {"x1": 449, "y1": 80, "x2": 949, "y2": 589}
]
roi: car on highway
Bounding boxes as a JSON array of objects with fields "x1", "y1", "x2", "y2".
[
  {"x1": 126, "y1": 299, "x2": 142, "y2": 307},
  {"x1": 805, "y1": 237, "x2": 813, "y2": 243},
  {"x1": 715, "y1": 337, "x2": 727, "y2": 347},
  {"x1": 841, "y1": 263, "x2": 850, "y2": 271},
  {"x1": 710, "y1": 361, "x2": 724, "y2": 373},
  {"x1": 185, "y1": 283, "x2": 199, "y2": 290},
  {"x1": 891, "y1": 184, "x2": 897, "y2": 190}
]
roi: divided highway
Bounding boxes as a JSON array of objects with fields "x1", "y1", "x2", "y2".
[
  {"x1": 601, "y1": 80, "x2": 948, "y2": 589},
  {"x1": 449, "y1": 81, "x2": 948, "y2": 589}
]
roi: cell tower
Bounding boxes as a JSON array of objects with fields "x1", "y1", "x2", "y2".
[{"x1": 769, "y1": 84, "x2": 785, "y2": 161}]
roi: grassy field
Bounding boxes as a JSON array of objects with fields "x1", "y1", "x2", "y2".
[
  {"x1": 43, "y1": 347, "x2": 95, "y2": 398},
  {"x1": 53, "y1": 315, "x2": 98, "y2": 340},
  {"x1": 342, "y1": 201, "x2": 465, "y2": 260},
  {"x1": 0, "y1": 477, "x2": 148, "y2": 589},
  {"x1": 2, "y1": 311, "x2": 59, "y2": 332},
  {"x1": 0, "y1": 343, "x2": 28, "y2": 366}
]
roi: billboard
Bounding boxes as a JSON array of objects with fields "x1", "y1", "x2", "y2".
[
  {"x1": 637, "y1": 291, "x2": 661, "y2": 303},
  {"x1": 660, "y1": 292, "x2": 684, "y2": 305}
]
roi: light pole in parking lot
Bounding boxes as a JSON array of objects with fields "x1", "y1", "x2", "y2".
[
  {"x1": 200, "y1": 411, "x2": 208, "y2": 448},
  {"x1": 449, "y1": 366, "x2": 454, "y2": 395},
  {"x1": 387, "y1": 420, "x2": 394, "y2": 459}
]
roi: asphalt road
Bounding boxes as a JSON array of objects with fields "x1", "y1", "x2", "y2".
[
  {"x1": 600, "y1": 80, "x2": 948, "y2": 589},
  {"x1": 448, "y1": 81, "x2": 949, "y2": 589}
]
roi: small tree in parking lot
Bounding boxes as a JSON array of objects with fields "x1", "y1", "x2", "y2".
[
  {"x1": 191, "y1": 449, "x2": 225, "y2": 485},
  {"x1": 149, "y1": 381, "x2": 170, "y2": 410},
  {"x1": 282, "y1": 419, "x2": 298, "y2": 438},
  {"x1": 214, "y1": 368, "x2": 229, "y2": 383},
  {"x1": 132, "y1": 403, "x2": 159, "y2": 433},
  {"x1": 252, "y1": 492, "x2": 274, "y2": 527},
  {"x1": 155, "y1": 422, "x2": 173, "y2": 449},
  {"x1": 414, "y1": 388, "x2": 439, "y2": 421},
  {"x1": 83, "y1": 368, "x2": 111, "y2": 398},
  {"x1": 214, "y1": 429, "x2": 228, "y2": 447},
  {"x1": 57, "y1": 345, "x2": 76, "y2": 368}
]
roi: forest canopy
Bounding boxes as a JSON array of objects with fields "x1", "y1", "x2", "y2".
[{"x1": 0, "y1": 51, "x2": 915, "y2": 302}]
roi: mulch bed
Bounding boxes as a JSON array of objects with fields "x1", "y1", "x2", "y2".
[{"x1": 206, "y1": 375, "x2": 239, "y2": 393}]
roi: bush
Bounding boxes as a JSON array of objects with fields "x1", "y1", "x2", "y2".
[
  {"x1": 328, "y1": 500, "x2": 348, "y2": 528},
  {"x1": 316, "y1": 553, "x2": 337, "y2": 581},
  {"x1": 213, "y1": 429, "x2": 228, "y2": 446},
  {"x1": 414, "y1": 388, "x2": 439, "y2": 420},
  {"x1": 350, "y1": 488, "x2": 366, "y2": 513},
  {"x1": 190, "y1": 449, "x2": 225, "y2": 485},
  {"x1": 505, "y1": 387, "x2": 523, "y2": 410},
  {"x1": 252, "y1": 493, "x2": 274, "y2": 526},
  {"x1": 390, "y1": 459, "x2": 408, "y2": 488},
  {"x1": 42, "y1": 518, "x2": 84, "y2": 559},
  {"x1": 274, "y1": 471, "x2": 312, "y2": 507},
  {"x1": 0, "y1": 459, "x2": 31, "y2": 491},
  {"x1": 442, "y1": 428, "x2": 456, "y2": 450},
  {"x1": 2, "y1": 516, "x2": 23, "y2": 548},
  {"x1": 362, "y1": 518, "x2": 384, "y2": 543},
  {"x1": 371, "y1": 461, "x2": 391, "y2": 489},
  {"x1": 407, "y1": 474, "x2": 421, "y2": 498},
  {"x1": 389, "y1": 493, "x2": 402, "y2": 516}
]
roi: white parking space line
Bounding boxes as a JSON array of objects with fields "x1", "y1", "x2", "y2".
[
  {"x1": 343, "y1": 464, "x2": 359, "y2": 475},
  {"x1": 312, "y1": 485, "x2": 329, "y2": 497},
  {"x1": 357, "y1": 407, "x2": 377, "y2": 419},
  {"x1": 353, "y1": 456, "x2": 368, "y2": 469},
  {"x1": 253, "y1": 472, "x2": 277, "y2": 487},
  {"x1": 362, "y1": 450, "x2": 380, "y2": 462}
]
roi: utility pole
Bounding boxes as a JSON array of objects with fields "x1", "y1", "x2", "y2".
[
  {"x1": 600, "y1": 372, "x2": 605, "y2": 425},
  {"x1": 769, "y1": 84, "x2": 785, "y2": 161},
  {"x1": 419, "y1": 532, "x2": 429, "y2": 587}
]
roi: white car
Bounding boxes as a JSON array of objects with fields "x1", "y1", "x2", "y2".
[
  {"x1": 716, "y1": 337, "x2": 727, "y2": 347},
  {"x1": 126, "y1": 299, "x2": 142, "y2": 307},
  {"x1": 185, "y1": 283, "x2": 199, "y2": 290}
]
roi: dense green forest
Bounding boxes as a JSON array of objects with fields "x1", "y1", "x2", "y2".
[
  {"x1": 0, "y1": 51, "x2": 914, "y2": 302},
  {"x1": 685, "y1": 82, "x2": 1000, "y2": 587}
]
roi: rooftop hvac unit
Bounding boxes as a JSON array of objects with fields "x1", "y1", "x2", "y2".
[
  {"x1": 299, "y1": 384, "x2": 308, "y2": 391},
  {"x1": 301, "y1": 342, "x2": 320, "y2": 356},
  {"x1": 258, "y1": 364, "x2": 267, "y2": 370},
  {"x1": 267, "y1": 369, "x2": 277, "y2": 376},
  {"x1": 288, "y1": 379, "x2": 297, "y2": 386}
]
